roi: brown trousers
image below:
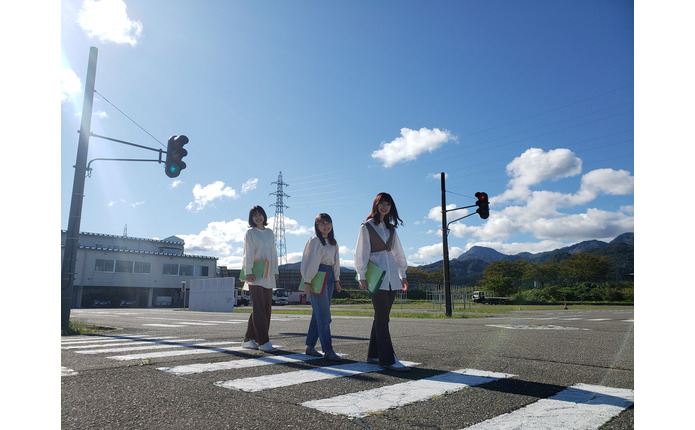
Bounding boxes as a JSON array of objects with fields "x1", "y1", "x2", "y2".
[
  {"x1": 367, "y1": 289, "x2": 397, "y2": 366},
  {"x1": 244, "y1": 285, "x2": 273, "y2": 345}
]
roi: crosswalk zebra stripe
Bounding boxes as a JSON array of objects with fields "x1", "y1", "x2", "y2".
[
  {"x1": 62, "y1": 337, "x2": 185, "y2": 349},
  {"x1": 158, "y1": 353, "x2": 324, "y2": 376},
  {"x1": 107, "y1": 345, "x2": 282, "y2": 361},
  {"x1": 302, "y1": 368, "x2": 515, "y2": 418},
  {"x1": 214, "y1": 360, "x2": 419, "y2": 393},
  {"x1": 61, "y1": 335, "x2": 172, "y2": 345},
  {"x1": 75, "y1": 339, "x2": 211, "y2": 354},
  {"x1": 462, "y1": 383, "x2": 634, "y2": 429}
]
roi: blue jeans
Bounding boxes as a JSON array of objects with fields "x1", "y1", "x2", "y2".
[{"x1": 306, "y1": 264, "x2": 335, "y2": 353}]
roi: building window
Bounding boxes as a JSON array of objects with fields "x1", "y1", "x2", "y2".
[
  {"x1": 179, "y1": 265, "x2": 194, "y2": 276},
  {"x1": 134, "y1": 261, "x2": 151, "y2": 274},
  {"x1": 163, "y1": 264, "x2": 179, "y2": 275},
  {"x1": 195, "y1": 265, "x2": 209, "y2": 277},
  {"x1": 115, "y1": 260, "x2": 133, "y2": 273},
  {"x1": 95, "y1": 259, "x2": 115, "y2": 272}
]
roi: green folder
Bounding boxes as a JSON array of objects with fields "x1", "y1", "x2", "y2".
[
  {"x1": 356, "y1": 261, "x2": 386, "y2": 294},
  {"x1": 240, "y1": 259, "x2": 269, "y2": 282},
  {"x1": 299, "y1": 271, "x2": 327, "y2": 295}
]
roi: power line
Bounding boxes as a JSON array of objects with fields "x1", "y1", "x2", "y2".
[{"x1": 94, "y1": 89, "x2": 165, "y2": 148}]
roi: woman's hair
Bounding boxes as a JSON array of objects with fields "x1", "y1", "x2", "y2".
[
  {"x1": 314, "y1": 213, "x2": 337, "y2": 246},
  {"x1": 248, "y1": 205, "x2": 268, "y2": 228},
  {"x1": 366, "y1": 192, "x2": 403, "y2": 229}
]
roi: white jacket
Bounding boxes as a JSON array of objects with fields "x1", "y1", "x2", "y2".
[{"x1": 354, "y1": 219, "x2": 407, "y2": 290}]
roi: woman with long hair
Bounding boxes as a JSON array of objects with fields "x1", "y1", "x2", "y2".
[
  {"x1": 300, "y1": 213, "x2": 342, "y2": 361},
  {"x1": 354, "y1": 192, "x2": 410, "y2": 371}
]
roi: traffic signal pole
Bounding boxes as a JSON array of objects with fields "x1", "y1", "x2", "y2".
[
  {"x1": 61, "y1": 46, "x2": 98, "y2": 332},
  {"x1": 440, "y1": 172, "x2": 490, "y2": 317}
]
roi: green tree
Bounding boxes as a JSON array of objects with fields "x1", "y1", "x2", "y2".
[
  {"x1": 481, "y1": 260, "x2": 528, "y2": 296},
  {"x1": 524, "y1": 260, "x2": 560, "y2": 288},
  {"x1": 559, "y1": 253, "x2": 613, "y2": 284}
]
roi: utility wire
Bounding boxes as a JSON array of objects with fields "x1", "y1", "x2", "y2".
[{"x1": 94, "y1": 89, "x2": 165, "y2": 148}]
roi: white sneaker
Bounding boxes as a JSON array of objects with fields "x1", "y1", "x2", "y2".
[
  {"x1": 385, "y1": 354, "x2": 410, "y2": 372},
  {"x1": 241, "y1": 339, "x2": 258, "y2": 350},
  {"x1": 258, "y1": 341, "x2": 277, "y2": 352}
]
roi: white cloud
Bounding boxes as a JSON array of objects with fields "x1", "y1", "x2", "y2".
[
  {"x1": 572, "y1": 168, "x2": 634, "y2": 205},
  {"x1": 241, "y1": 178, "x2": 258, "y2": 194},
  {"x1": 61, "y1": 68, "x2": 81, "y2": 103},
  {"x1": 169, "y1": 180, "x2": 183, "y2": 189},
  {"x1": 372, "y1": 127, "x2": 456, "y2": 168},
  {"x1": 410, "y1": 243, "x2": 464, "y2": 263},
  {"x1": 496, "y1": 148, "x2": 582, "y2": 203},
  {"x1": 77, "y1": 0, "x2": 143, "y2": 46},
  {"x1": 186, "y1": 181, "x2": 239, "y2": 212}
]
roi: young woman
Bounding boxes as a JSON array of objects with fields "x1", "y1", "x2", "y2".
[
  {"x1": 300, "y1": 213, "x2": 342, "y2": 361},
  {"x1": 354, "y1": 192, "x2": 410, "y2": 371},
  {"x1": 241, "y1": 205, "x2": 280, "y2": 352}
]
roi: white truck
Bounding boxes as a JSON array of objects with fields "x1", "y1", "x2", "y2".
[{"x1": 472, "y1": 290, "x2": 514, "y2": 305}]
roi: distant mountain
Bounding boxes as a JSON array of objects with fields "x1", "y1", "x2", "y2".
[
  {"x1": 424, "y1": 232, "x2": 634, "y2": 282},
  {"x1": 454, "y1": 246, "x2": 507, "y2": 263}
]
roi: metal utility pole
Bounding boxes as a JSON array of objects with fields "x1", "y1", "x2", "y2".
[
  {"x1": 441, "y1": 172, "x2": 452, "y2": 317},
  {"x1": 61, "y1": 46, "x2": 98, "y2": 331},
  {"x1": 270, "y1": 171, "x2": 290, "y2": 265}
]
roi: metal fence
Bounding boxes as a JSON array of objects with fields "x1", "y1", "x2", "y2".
[{"x1": 422, "y1": 284, "x2": 474, "y2": 310}]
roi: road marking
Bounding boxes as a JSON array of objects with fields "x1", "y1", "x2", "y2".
[
  {"x1": 487, "y1": 324, "x2": 589, "y2": 331},
  {"x1": 61, "y1": 366, "x2": 78, "y2": 377},
  {"x1": 107, "y1": 345, "x2": 283, "y2": 361},
  {"x1": 214, "y1": 360, "x2": 419, "y2": 393},
  {"x1": 158, "y1": 353, "x2": 324, "y2": 376},
  {"x1": 62, "y1": 337, "x2": 182, "y2": 349},
  {"x1": 302, "y1": 368, "x2": 514, "y2": 418},
  {"x1": 75, "y1": 339, "x2": 211, "y2": 354},
  {"x1": 462, "y1": 383, "x2": 634, "y2": 429}
]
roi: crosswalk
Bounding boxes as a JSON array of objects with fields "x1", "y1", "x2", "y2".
[{"x1": 62, "y1": 334, "x2": 633, "y2": 428}]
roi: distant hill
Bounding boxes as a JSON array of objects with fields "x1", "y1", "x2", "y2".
[
  {"x1": 281, "y1": 232, "x2": 634, "y2": 284},
  {"x1": 420, "y1": 232, "x2": 634, "y2": 283}
]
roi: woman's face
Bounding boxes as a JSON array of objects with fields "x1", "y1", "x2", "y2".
[
  {"x1": 317, "y1": 218, "x2": 332, "y2": 238},
  {"x1": 252, "y1": 211, "x2": 265, "y2": 228},
  {"x1": 377, "y1": 200, "x2": 392, "y2": 218}
]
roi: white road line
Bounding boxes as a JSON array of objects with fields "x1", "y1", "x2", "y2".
[
  {"x1": 142, "y1": 324, "x2": 185, "y2": 327},
  {"x1": 158, "y1": 353, "x2": 324, "y2": 376},
  {"x1": 462, "y1": 383, "x2": 634, "y2": 430},
  {"x1": 214, "y1": 360, "x2": 418, "y2": 392},
  {"x1": 487, "y1": 324, "x2": 588, "y2": 331},
  {"x1": 62, "y1": 337, "x2": 182, "y2": 349},
  {"x1": 61, "y1": 335, "x2": 167, "y2": 345},
  {"x1": 302, "y1": 368, "x2": 514, "y2": 418},
  {"x1": 61, "y1": 367, "x2": 78, "y2": 377},
  {"x1": 107, "y1": 345, "x2": 282, "y2": 361},
  {"x1": 75, "y1": 339, "x2": 211, "y2": 354}
]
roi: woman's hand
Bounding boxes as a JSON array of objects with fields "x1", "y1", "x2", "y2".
[
  {"x1": 335, "y1": 280, "x2": 342, "y2": 294},
  {"x1": 359, "y1": 280, "x2": 368, "y2": 290},
  {"x1": 246, "y1": 274, "x2": 256, "y2": 283},
  {"x1": 401, "y1": 279, "x2": 408, "y2": 291},
  {"x1": 304, "y1": 282, "x2": 312, "y2": 295}
]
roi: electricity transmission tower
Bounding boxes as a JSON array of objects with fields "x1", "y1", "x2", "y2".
[{"x1": 270, "y1": 171, "x2": 290, "y2": 265}]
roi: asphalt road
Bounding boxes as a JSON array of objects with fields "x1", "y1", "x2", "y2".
[{"x1": 61, "y1": 306, "x2": 634, "y2": 429}]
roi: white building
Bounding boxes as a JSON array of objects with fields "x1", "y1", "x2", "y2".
[{"x1": 61, "y1": 230, "x2": 217, "y2": 308}]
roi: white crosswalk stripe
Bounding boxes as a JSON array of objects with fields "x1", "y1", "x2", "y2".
[
  {"x1": 62, "y1": 334, "x2": 632, "y2": 428},
  {"x1": 214, "y1": 360, "x2": 420, "y2": 392},
  {"x1": 462, "y1": 383, "x2": 634, "y2": 429},
  {"x1": 302, "y1": 368, "x2": 514, "y2": 418},
  {"x1": 158, "y1": 353, "x2": 324, "y2": 376}
]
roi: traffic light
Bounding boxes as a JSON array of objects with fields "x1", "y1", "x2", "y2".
[
  {"x1": 475, "y1": 192, "x2": 489, "y2": 219},
  {"x1": 165, "y1": 135, "x2": 189, "y2": 178}
]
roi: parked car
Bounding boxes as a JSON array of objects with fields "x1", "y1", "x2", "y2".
[{"x1": 92, "y1": 299, "x2": 111, "y2": 307}]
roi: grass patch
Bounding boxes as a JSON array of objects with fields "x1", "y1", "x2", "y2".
[{"x1": 61, "y1": 319, "x2": 116, "y2": 336}]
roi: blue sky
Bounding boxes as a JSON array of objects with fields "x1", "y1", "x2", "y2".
[{"x1": 60, "y1": 0, "x2": 636, "y2": 270}]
